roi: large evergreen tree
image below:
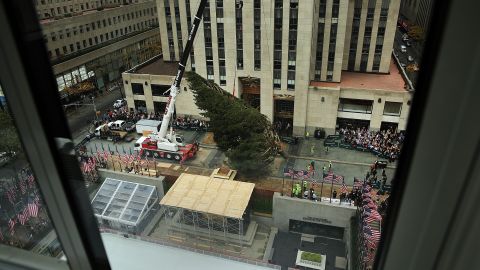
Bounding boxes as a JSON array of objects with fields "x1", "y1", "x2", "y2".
[{"x1": 186, "y1": 72, "x2": 279, "y2": 178}]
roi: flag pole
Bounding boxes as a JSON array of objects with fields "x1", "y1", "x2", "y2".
[
  {"x1": 320, "y1": 180, "x2": 324, "y2": 199},
  {"x1": 330, "y1": 176, "x2": 334, "y2": 203}
]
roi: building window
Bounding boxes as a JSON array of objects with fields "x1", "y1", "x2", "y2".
[
  {"x1": 338, "y1": 98, "x2": 373, "y2": 114},
  {"x1": 287, "y1": 70, "x2": 295, "y2": 90},
  {"x1": 315, "y1": 0, "x2": 327, "y2": 80},
  {"x1": 164, "y1": 0, "x2": 175, "y2": 60},
  {"x1": 219, "y1": 66, "x2": 226, "y2": 86},
  {"x1": 349, "y1": 0, "x2": 363, "y2": 70},
  {"x1": 253, "y1": 0, "x2": 261, "y2": 70},
  {"x1": 151, "y1": 84, "x2": 170, "y2": 97},
  {"x1": 203, "y1": 3, "x2": 214, "y2": 74},
  {"x1": 236, "y1": 1, "x2": 243, "y2": 69},
  {"x1": 186, "y1": 0, "x2": 195, "y2": 70},
  {"x1": 273, "y1": 69, "x2": 281, "y2": 89},
  {"x1": 134, "y1": 100, "x2": 147, "y2": 112},
  {"x1": 383, "y1": 101, "x2": 402, "y2": 116},
  {"x1": 332, "y1": 0, "x2": 340, "y2": 18},
  {"x1": 327, "y1": 20, "x2": 338, "y2": 74},
  {"x1": 174, "y1": 0, "x2": 183, "y2": 58},
  {"x1": 132, "y1": 83, "x2": 144, "y2": 95},
  {"x1": 217, "y1": 3, "x2": 225, "y2": 85}
]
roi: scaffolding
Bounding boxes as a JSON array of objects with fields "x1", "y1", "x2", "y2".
[{"x1": 160, "y1": 173, "x2": 254, "y2": 250}]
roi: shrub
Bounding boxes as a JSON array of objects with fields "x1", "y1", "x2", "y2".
[{"x1": 301, "y1": 252, "x2": 322, "y2": 263}]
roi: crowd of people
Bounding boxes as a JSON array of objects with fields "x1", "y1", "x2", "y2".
[
  {"x1": 98, "y1": 105, "x2": 160, "y2": 124},
  {"x1": 173, "y1": 116, "x2": 209, "y2": 131},
  {"x1": 93, "y1": 105, "x2": 209, "y2": 131},
  {"x1": 339, "y1": 126, "x2": 405, "y2": 162}
]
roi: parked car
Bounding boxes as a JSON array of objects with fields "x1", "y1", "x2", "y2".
[
  {"x1": 406, "y1": 41, "x2": 412, "y2": 47},
  {"x1": 400, "y1": 63, "x2": 407, "y2": 68},
  {"x1": 402, "y1": 36, "x2": 410, "y2": 42},
  {"x1": 113, "y1": 99, "x2": 126, "y2": 108},
  {"x1": 108, "y1": 120, "x2": 135, "y2": 132},
  {"x1": 400, "y1": 45, "x2": 407, "y2": 53},
  {"x1": 408, "y1": 55, "x2": 414, "y2": 62}
]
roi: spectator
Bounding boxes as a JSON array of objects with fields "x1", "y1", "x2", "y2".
[
  {"x1": 303, "y1": 190, "x2": 309, "y2": 199},
  {"x1": 339, "y1": 126, "x2": 404, "y2": 161},
  {"x1": 333, "y1": 190, "x2": 337, "y2": 199}
]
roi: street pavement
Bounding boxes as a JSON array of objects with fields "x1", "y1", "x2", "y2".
[
  {"x1": 79, "y1": 129, "x2": 228, "y2": 169},
  {"x1": 67, "y1": 89, "x2": 123, "y2": 138},
  {"x1": 276, "y1": 138, "x2": 397, "y2": 186},
  {"x1": 393, "y1": 27, "x2": 423, "y2": 87}
]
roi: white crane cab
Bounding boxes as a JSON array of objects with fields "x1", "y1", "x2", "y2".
[{"x1": 148, "y1": 132, "x2": 185, "y2": 147}]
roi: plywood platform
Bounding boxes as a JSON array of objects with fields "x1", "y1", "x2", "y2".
[{"x1": 160, "y1": 173, "x2": 255, "y2": 219}]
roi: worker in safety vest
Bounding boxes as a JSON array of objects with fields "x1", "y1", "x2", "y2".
[{"x1": 295, "y1": 183, "x2": 301, "y2": 197}]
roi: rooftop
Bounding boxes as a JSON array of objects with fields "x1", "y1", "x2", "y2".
[
  {"x1": 310, "y1": 60, "x2": 407, "y2": 92},
  {"x1": 40, "y1": 5, "x2": 124, "y2": 24},
  {"x1": 132, "y1": 55, "x2": 179, "y2": 76},
  {"x1": 160, "y1": 173, "x2": 255, "y2": 219},
  {"x1": 91, "y1": 178, "x2": 158, "y2": 225},
  {"x1": 101, "y1": 233, "x2": 274, "y2": 270}
]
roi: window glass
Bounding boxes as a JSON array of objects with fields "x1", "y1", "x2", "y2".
[
  {"x1": 0, "y1": 83, "x2": 66, "y2": 260},
  {"x1": 9, "y1": 0, "x2": 429, "y2": 268}
]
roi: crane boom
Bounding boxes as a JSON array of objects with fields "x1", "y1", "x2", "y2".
[{"x1": 158, "y1": 0, "x2": 208, "y2": 140}]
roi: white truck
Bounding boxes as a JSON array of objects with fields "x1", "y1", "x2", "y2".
[
  {"x1": 108, "y1": 120, "x2": 135, "y2": 132},
  {"x1": 135, "y1": 119, "x2": 162, "y2": 134}
]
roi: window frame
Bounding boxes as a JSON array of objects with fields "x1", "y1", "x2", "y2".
[{"x1": 0, "y1": 1, "x2": 110, "y2": 269}]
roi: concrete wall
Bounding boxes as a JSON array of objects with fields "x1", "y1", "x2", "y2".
[
  {"x1": 272, "y1": 193, "x2": 356, "y2": 232},
  {"x1": 98, "y1": 168, "x2": 165, "y2": 197},
  {"x1": 305, "y1": 86, "x2": 341, "y2": 135},
  {"x1": 41, "y1": 1, "x2": 157, "y2": 60},
  {"x1": 123, "y1": 66, "x2": 411, "y2": 134},
  {"x1": 122, "y1": 71, "x2": 204, "y2": 117},
  {"x1": 53, "y1": 28, "x2": 160, "y2": 74}
]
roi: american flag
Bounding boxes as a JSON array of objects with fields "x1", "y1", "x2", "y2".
[
  {"x1": 8, "y1": 219, "x2": 15, "y2": 235},
  {"x1": 27, "y1": 173, "x2": 35, "y2": 188},
  {"x1": 363, "y1": 226, "x2": 380, "y2": 246},
  {"x1": 362, "y1": 186, "x2": 372, "y2": 193},
  {"x1": 364, "y1": 209, "x2": 382, "y2": 221},
  {"x1": 19, "y1": 176, "x2": 27, "y2": 194},
  {"x1": 367, "y1": 201, "x2": 378, "y2": 210},
  {"x1": 363, "y1": 197, "x2": 373, "y2": 204},
  {"x1": 283, "y1": 168, "x2": 294, "y2": 177},
  {"x1": 353, "y1": 177, "x2": 364, "y2": 187},
  {"x1": 370, "y1": 229, "x2": 381, "y2": 242},
  {"x1": 28, "y1": 198, "x2": 39, "y2": 217},
  {"x1": 364, "y1": 250, "x2": 376, "y2": 262},
  {"x1": 365, "y1": 227, "x2": 381, "y2": 242},
  {"x1": 17, "y1": 207, "x2": 30, "y2": 226},
  {"x1": 363, "y1": 206, "x2": 373, "y2": 214},
  {"x1": 6, "y1": 186, "x2": 17, "y2": 205},
  {"x1": 364, "y1": 215, "x2": 378, "y2": 224},
  {"x1": 323, "y1": 172, "x2": 343, "y2": 183},
  {"x1": 362, "y1": 192, "x2": 372, "y2": 199},
  {"x1": 340, "y1": 183, "x2": 348, "y2": 194},
  {"x1": 364, "y1": 238, "x2": 378, "y2": 250},
  {"x1": 295, "y1": 170, "x2": 310, "y2": 180}
]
